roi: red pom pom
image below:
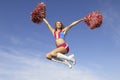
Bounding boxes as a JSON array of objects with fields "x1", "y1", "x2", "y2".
[
  {"x1": 30, "y1": 2, "x2": 46, "y2": 24},
  {"x1": 84, "y1": 11, "x2": 103, "y2": 29}
]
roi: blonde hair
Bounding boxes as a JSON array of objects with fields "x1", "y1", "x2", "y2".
[{"x1": 55, "y1": 21, "x2": 64, "y2": 31}]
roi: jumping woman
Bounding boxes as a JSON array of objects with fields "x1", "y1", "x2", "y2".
[
  {"x1": 31, "y1": 2, "x2": 103, "y2": 69},
  {"x1": 43, "y1": 18, "x2": 84, "y2": 68}
]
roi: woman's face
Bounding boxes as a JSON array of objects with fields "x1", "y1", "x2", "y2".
[{"x1": 55, "y1": 21, "x2": 62, "y2": 29}]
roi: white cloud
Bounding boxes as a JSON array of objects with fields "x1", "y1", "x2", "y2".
[{"x1": 0, "y1": 49, "x2": 103, "y2": 80}]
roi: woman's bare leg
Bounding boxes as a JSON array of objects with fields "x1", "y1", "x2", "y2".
[
  {"x1": 46, "y1": 47, "x2": 72, "y2": 68},
  {"x1": 46, "y1": 47, "x2": 67, "y2": 60},
  {"x1": 46, "y1": 47, "x2": 75, "y2": 68}
]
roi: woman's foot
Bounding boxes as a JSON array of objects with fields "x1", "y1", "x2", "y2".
[
  {"x1": 68, "y1": 54, "x2": 76, "y2": 65},
  {"x1": 64, "y1": 60, "x2": 72, "y2": 69}
]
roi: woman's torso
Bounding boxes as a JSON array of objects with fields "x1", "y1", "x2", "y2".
[
  {"x1": 55, "y1": 38, "x2": 65, "y2": 46},
  {"x1": 54, "y1": 30, "x2": 66, "y2": 46}
]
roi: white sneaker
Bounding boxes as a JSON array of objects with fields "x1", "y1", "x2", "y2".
[
  {"x1": 68, "y1": 54, "x2": 76, "y2": 65},
  {"x1": 52, "y1": 58, "x2": 72, "y2": 69},
  {"x1": 64, "y1": 60, "x2": 72, "y2": 69}
]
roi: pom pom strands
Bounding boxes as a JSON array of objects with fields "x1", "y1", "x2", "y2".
[
  {"x1": 31, "y1": 2, "x2": 46, "y2": 24},
  {"x1": 84, "y1": 11, "x2": 103, "y2": 29}
]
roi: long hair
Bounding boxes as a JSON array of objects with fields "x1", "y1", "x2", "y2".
[{"x1": 55, "y1": 21, "x2": 64, "y2": 31}]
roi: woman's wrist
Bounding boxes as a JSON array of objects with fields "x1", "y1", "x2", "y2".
[{"x1": 80, "y1": 18, "x2": 85, "y2": 21}]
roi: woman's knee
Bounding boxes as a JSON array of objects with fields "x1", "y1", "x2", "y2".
[
  {"x1": 46, "y1": 52, "x2": 57, "y2": 60},
  {"x1": 46, "y1": 53, "x2": 52, "y2": 60}
]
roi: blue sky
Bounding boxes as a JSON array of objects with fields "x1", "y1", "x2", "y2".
[{"x1": 0, "y1": 0, "x2": 120, "y2": 80}]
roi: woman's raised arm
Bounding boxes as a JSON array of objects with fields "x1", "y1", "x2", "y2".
[
  {"x1": 63, "y1": 18, "x2": 84, "y2": 34},
  {"x1": 43, "y1": 18, "x2": 54, "y2": 34}
]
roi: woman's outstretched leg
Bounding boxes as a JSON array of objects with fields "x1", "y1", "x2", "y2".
[{"x1": 45, "y1": 47, "x2": 73, "y2": 68}]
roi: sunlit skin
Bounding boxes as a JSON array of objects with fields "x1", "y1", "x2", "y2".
[
  {"x1": 56, "y1": 22, "x2": 62, "y2": 29},
  {"x1": 43, "y1": 18, "x2": 84, "y2": 60},
  {"x1": 54, "y1": 21, "x2": 65, "y2": 46}
]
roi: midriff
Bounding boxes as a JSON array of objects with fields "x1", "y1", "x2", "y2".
[{"x1": 55, "y1": 38, "x2": 66, "y2": 46}]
